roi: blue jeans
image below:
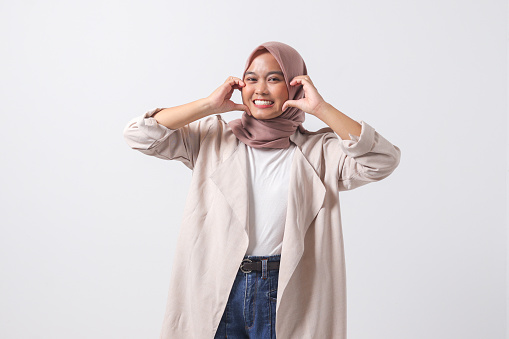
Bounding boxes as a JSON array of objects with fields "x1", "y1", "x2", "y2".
[{"x1": 214, "y1": 254, "x2": 281, "y2": 339}]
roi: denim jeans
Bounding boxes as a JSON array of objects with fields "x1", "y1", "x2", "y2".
[{"x1": 214, "y1": 254, "x2": 281, "y2": 339}]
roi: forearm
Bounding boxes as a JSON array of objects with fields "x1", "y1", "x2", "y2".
[
  {"x1": 152, "y1": 98, "x2": 214, "y2": 130},
  {"x1": 315, "y1": 102, "x2": 362, "y2": 141}
]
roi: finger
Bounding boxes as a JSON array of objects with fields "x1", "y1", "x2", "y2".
[
  {"x1": 229, "y1": 76, "x2": 244, "y2": 84},
  {"x1": 232, "y1": 81, "x2": 246, "y2": 90},
  {"x1": 227, "y1": 77, "x2": 246, "y2": 89},
  {"x1": 290, "y1": 78, "x2": 315, "y2": 89},
  {"x1": 290, "y1": 77, "x2": 310, "y2": 85},
  {"x1": 289, "y1": 78, "x2": 306, "y2": 86},
  {"x1": 290, "y1": 75, "x2": 308, "y2": 80},
  {"x1": 225, "y1": 76, "x2": 238, "y2": 84}
]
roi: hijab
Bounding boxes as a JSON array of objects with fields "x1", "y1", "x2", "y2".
[{"x1": 228, "y1": 41, "x2": 309, "y2": 149}]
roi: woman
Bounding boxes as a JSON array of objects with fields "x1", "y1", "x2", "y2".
[{"x1": 123, "y1": 41, "x2": 401, "y2": 339}]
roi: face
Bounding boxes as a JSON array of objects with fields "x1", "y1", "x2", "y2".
[{"x1": 241, "y1": 50, "x2": 289, "y2": 120}]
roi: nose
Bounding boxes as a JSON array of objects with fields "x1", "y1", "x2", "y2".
[{"x1": 254, "y1": 80, "x2": 269, "y2": 95}]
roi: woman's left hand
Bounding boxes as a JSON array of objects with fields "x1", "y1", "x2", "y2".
[{"x1": 282, "y1": 75, "x2": 327, "y2": 116}]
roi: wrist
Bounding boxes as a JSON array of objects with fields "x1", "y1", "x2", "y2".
[
  {"x1": 199, "y1": 97, "x2": 216, "y2": 116},
  {"x1": 314, "y1": 101, "x2": 331, "y2": 119}
]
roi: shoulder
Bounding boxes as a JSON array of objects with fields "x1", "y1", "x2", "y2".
[
  {"x1": 208, "y1": 114, "x2": 237, "y2": 141},
  {"x1": 198, "y1": 114, "x2": 240, "y2": 157},
  {"x1": 197, "y1": 114, "x2": 224, "y2": 131},
  {"x1": 294, "y1": 126, "x2": 339, "y2": 151},
  {"x1": 292, "y1": 126, "x2": 343, "y2": 174},
  {"x1": 194, "y1": 114, "x2": 235, "y2": 142}
]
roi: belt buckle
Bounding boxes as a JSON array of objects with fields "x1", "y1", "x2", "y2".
[{"x1": 240, "y1": 258, "x2": 253, "y2": 273}]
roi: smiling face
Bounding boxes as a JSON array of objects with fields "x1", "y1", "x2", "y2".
[{"x1": 241, "y1": 50, "x2": 289, "y2": 120}]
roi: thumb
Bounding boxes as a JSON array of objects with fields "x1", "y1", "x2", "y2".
[
  {"x1": 282, "y1": 100, "x2": 298, "y2": 112},
  {"x1": 234, "y1": 103, "x2": 252, "y2": 116}
]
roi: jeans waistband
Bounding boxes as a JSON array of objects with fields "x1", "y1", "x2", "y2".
[
  {"x1": 242, "y1": 254, "x2": 281, "y2": 262},
  {"x1": 239, "y1": 254, "x2": 281, "y2": 274}
]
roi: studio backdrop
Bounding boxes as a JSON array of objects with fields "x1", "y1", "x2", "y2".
[{"x1": 0, "y1": 0, "x2": 506, "y2": 338}]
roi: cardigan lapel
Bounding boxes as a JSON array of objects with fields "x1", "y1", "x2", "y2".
[
  {"x1": 276, "y1": 131, "x2": 327, "y2": 312},
  {"x1": 209, "y1": 130, "x2": 327, "y2": 311},
  {"x1": 209, "y1": 141, "x2": 250, "y2": 235}
]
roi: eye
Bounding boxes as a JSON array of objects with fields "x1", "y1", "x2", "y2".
[
  {"x1": 245, "y1": 77, "x2": 256, "y2": 81},
  {"x1": 269, "y1": 77, "x2": 281, "y2": 81}
]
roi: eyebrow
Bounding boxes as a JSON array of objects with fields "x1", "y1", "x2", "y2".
[{"x1": 244, "y1": 71, "x2": 284, "y2": 77}]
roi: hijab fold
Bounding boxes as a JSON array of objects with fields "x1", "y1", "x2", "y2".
[{"x1": 228, "y1": 41, "x2": 309, "y2": 149}]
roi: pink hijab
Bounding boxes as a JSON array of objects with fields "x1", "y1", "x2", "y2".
[{"x1": 228, "y1": 41, "x2": 309, "y2": 149}]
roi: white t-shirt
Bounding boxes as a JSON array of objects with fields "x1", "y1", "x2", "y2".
[{"x1": 244, "y1": 143, "x2": 297, "y2": 256}]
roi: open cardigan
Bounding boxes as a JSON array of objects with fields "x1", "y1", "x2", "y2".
[{"x1": 123, "y1": 108, "x2": 402, "y2": 338}]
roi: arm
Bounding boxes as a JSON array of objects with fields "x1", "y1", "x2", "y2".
[
  {"x1": 314, "y1": 103, "x2": 400, "y2": 191},
  {"x1": 282, "y1": 75, "x2": 401, "y2": 191},
  {"x1": 123, "y1": 76, "x2": 251, "y2": 170},
  {"x1": 151, "y1": 98, "x2": 213, "y2": 130},
  {"x1": 314, "y1": 102, "x2": 362, "y2": 141},
  {"x1": 152, "y1": 75, "x2": 251, "y2": 130},
  {"x1": 332, "y1": 119, "x2": 401, "y2": 191},
  {"x1": 122, "y1": 107, "x2": 216, "y2": 170}
]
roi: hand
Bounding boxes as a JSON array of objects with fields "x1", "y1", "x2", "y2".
[
  {"x1": 282, "y1": 75, "x2": 327, "y2": 116},
  {"x1": 205, "y1": 76, "x2": 252, "y2": 116}
]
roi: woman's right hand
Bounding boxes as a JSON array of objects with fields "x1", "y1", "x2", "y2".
[{"x1": 205, "y1": 76, "x2": 252, "y2": 116}]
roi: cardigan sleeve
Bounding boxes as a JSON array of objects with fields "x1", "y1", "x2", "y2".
[
  {"x1": 335, "y1": 120, "x2": 401, "y2": 191},
  {"x1": 122, "y1": 108, "x2": 216, "y2": 170}
]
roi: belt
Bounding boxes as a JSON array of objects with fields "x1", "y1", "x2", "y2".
[{"x1": 239, "y1": 258, "x2": 280, "y2": 273}]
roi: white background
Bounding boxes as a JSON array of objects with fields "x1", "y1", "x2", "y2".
[{"x1": 0, "y1": 0, "x2": 506, "y2": 338}]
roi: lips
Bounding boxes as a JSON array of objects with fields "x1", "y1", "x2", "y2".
[{"x1": 253, "y1": 100, "x2": 275, "y2": 108}]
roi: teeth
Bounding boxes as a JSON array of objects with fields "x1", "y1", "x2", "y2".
[{"x1": 254, "y1": 100, "x2": 274, "y2": 105}]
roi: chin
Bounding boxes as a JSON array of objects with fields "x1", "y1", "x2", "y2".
[{"x1": 250, "y1": 109, "x2": 283, "y2": 120}]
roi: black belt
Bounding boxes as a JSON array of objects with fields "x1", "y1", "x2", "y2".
[{"x1": 239, "y1": 258, "x2": 280, "y2": 273}]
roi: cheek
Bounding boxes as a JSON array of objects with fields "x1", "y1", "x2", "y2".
[
  {"x1": 242, "y1": 87, "x2": 253, "y2": 98},
  {"x1": 276, "y1": 85, "x2": 288, "y2": 101},
  {"x1": 277, "y1": 90, "x2": 288, "y2": 103},
  {"x1": 241, "y1": 90, "x2": 249, "y2": 103}
]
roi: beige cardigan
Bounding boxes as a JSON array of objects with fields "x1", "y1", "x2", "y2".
[{"x1": 123, "y1": 108, "x2": 401, "y2": 338}]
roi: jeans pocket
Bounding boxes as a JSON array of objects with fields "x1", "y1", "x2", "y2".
[{"x1": 268, "y1": 288, "x2": 278, "y2": 302}]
